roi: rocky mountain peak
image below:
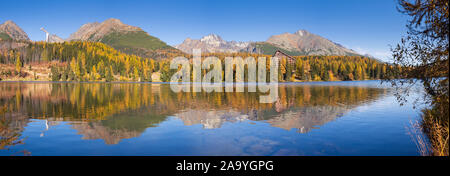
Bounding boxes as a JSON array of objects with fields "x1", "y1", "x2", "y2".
[
  {"x1": 68, "y1": 18, "x2": 141, "y2": 41},
  {"x1": 294, "y1": 29, "x2": 309, "y2": 37},
  {"x1": 201, "y1": 34, "x2": 222, "y2": 40},
  {"x1": 4, "y1": 20, "x2": 16, "y2": 26},
  {"x1": 176, "y1": 34, "x2": 249, "y2": 54},
  {"x1": 266, "y1": 29, "x2": 359, "y2": 56},
  {"x1": 0, "y1": 20, "x2": 30, "y2": 41},
  {"x1": 200, "y1": 34, "x2": 225, "y2": 47},
  {"x1": 103, "y1": 18, "x2": 123, "y2": 25}
]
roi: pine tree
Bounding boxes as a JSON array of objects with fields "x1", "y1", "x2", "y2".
[
  {"x1": 15, "y1": 53, "x2": 21, "y2": 73},
  {"x1": 133, "y1": 67, "x2": 139, "y2": 81},
  {"x1": 106, "y1": 67, "x2": 113, "y2": 82}
]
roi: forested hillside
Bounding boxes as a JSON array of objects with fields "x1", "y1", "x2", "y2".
[
  {"x1": 0, "y1": 41, "x2": 397, "y2": 82},
  {"x1": 68, "y1": 18, "x2": 181, "y2": 59}
]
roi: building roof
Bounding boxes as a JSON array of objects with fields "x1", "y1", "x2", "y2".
[{"x1": 273, "y1": 50, "x2": 295, "y2": 60}]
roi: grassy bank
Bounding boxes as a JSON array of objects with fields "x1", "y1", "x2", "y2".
[{"x1": 421, "y1": 99, "x2": 449, "y2": 156}]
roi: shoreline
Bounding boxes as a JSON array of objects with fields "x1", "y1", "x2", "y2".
[{"x1": 0, "y1": 79, "x2": 384, "y2": 85}]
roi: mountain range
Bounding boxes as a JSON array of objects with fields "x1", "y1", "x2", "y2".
[
  {"x1": 176, "y1": 30, "x2": 360, "y2": 56},
  {"x1": 175, "y1": 34, "x2": 250, "y2": 54},
  {"x1": 1, "y1": 18, "x2": 363, "y2": 57}
]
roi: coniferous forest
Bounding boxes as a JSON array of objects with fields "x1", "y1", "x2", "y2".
[{"x1": 0, "y1": 41, "x2": 398, "y2": 82}]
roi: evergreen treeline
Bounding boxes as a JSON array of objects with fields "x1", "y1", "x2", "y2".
[
  {"x1": 287, "y1": 55, "x2": 396, "y2": 81},
  {"x1": 1, "y1": 41, "x2": 166, "y2": 81},
  {"x1": 0, "y1": 41, "x2": 397, "y2": 82}
]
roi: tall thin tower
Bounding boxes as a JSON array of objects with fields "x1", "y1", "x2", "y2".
[{"x1": 40, "y1": 27, "x2": 49, "y2": 42}]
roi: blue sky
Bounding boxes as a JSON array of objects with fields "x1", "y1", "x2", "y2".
[{"x1": 0, "y1": 0, "x2": 409, "y2": 61}]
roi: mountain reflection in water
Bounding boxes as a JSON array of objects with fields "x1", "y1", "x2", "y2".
[{"x1": 0, "y1": 82, "x2": 386, "y2": 147}]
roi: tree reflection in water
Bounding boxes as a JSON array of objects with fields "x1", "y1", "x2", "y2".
[
  {"x1": 0, "y1": 105, "x2": 30, "y2": 155},
  {"x1": 0, "y1": 82, "x2": 387, "y2": 145}
]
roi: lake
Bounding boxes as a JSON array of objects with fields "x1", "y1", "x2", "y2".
[{"x1": 0, "y1": 81, "x2": 425, "y2": 156}]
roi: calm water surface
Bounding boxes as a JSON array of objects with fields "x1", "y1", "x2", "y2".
[{"x1": 0, "y1": 81, "x2": 425, "y2": 156}]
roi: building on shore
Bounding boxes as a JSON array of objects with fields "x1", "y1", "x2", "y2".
[{"x1": 273, "y1": 50, "x2": 295, "y2": 72}]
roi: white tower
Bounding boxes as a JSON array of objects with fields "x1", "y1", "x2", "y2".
[{"x1": 40, "y1": 27, "x2": 49, "y2": 42}]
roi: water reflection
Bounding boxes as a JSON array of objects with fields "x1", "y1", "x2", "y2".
[
  {"x1": 0, "y1": 105, "x2": 28, "y2": 154},
  {"x1": 0, "y1": 82, "x2": 386, "y2": 147}
]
